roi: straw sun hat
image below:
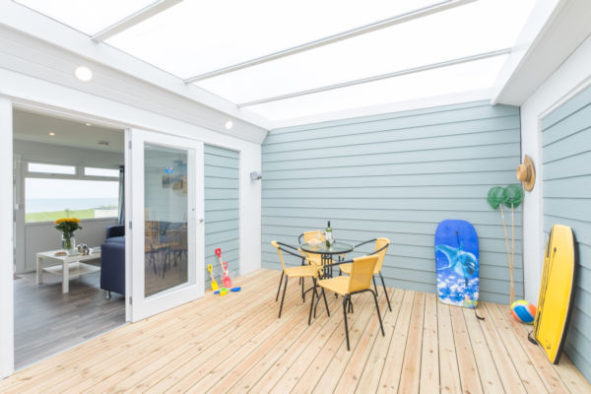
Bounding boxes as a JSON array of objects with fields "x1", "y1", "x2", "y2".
[{"x1": 516, "y1": 155, "x2": 536, "y2": 191}]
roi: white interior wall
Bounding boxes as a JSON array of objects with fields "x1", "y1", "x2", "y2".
[{"x1": 521, "y1": 34, "x2": 591, "y2": 302}]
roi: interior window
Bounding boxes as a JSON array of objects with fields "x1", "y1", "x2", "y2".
[
  {"x1": 25, "y1": 178, "x2": 119, "y2": 223},
  {"x1": 27, "y1": 162, "x2": 76, "y2": 175},
  {"x1": 84, "y1": 167, "x2": 120, "y2": 178}
]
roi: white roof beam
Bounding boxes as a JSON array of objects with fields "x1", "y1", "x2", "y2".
[
  {"x1": 91, "y1": 0, "x2": 182, "y2": 42},
  {"x1": 184, "y1": 0, "x2": 477, "y2": 84},
  {"x1": 238, "y1": 48, "x2": 511, "y2": 108}
]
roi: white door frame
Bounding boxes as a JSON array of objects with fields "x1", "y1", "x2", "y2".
[
  {"x1": 128, "y1": 128, "x2": 205, "y2": 322},
  {"x1": 0, "y1": 98, "x2": 15, "y2": 379}
]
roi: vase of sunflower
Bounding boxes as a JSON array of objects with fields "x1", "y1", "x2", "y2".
[{"x1": 54, "y1": 218, "x2": 82, "y2": 252}]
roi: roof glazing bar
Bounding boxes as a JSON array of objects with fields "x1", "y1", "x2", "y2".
[
  {"x1": 184, "y1": 0, "x2": 477, "y2": 84},
  {"x1": 238, "y1": 48, "x2": 512, "y2": 108},
  {"x1": 91, "y1": 0, "x2": 183, "y2": 42}
]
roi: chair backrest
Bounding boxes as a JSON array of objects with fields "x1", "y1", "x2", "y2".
[
  {"x1": 271, "y1": 241, "x2": 287, "y2": 272},
  {"x1": 349, "y1": 255, "x2": 379, "y2": 293},
  {"x1": 301, "y1": 230, "x2": 325, "y2": 243},
  {"x1": 372, "y1": 237, "x2": 390, "y2": 272}
]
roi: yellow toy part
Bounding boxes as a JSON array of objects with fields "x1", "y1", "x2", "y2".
[
  {"x1": 533, "y1": 224, "x2": 576, "y2": 364},
  {"x1": 207, "y1": 264, "x2": 219, "y2": 291}
]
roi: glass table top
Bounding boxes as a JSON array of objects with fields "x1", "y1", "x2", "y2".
[{"x1": 299, "y1": 241, "x2": 354, "y2": 254}]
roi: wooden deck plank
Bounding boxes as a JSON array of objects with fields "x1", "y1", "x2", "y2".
[
  {"x1": 419, "y1": 293, "x2": 439, "y2": 394},
  {"x1": 377, "y1": 290, "x2": 415, "y2": 392},
  {"x1": 449, "y1": 305, "x2": 484, "y2": 394},
  {"x1": 323, "y1": 291, "x2": 390, "y2": 394},
  {"x1": 483, "y1": 302, "x2": 549, "y2": 393},
  {"x1": 290, "y1": 293, "x2": 377, "y2": 393},
  {"x1": 437, "y1": 302, "x2": 463, "y2": 394},
  {"x1": 461, "y1": 307, "x2": 504, "y2": 393},
  {"x1": 1, "y1": 269, "x2": 588, "y2": 394},
  {"x1": 398, "y1": 292, "x2": 426, "y2": 394},
  {"x1": 494, "y1": 303, "x2": 569, "y2": 393},
  {"x1": 354, "y1": 289, "x2": 404, "y2": 394}
]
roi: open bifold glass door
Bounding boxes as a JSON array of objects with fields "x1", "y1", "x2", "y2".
[{"x1": 126, "y1": 129, "x2": 204, "y2": 322}]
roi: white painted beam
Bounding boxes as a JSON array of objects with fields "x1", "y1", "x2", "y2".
[
  {"x1": 0, "y1": 97, "x2": 14, "y2": 379},
  {"x1": 184, "y1": 0, "x2": 477, "y2": 83},
  {"x1": 91, "y1": 0, "x2": 183, "y2": 42},
  {"x1": 238, "y1": 48, "x2": 511, "y2": 108}
]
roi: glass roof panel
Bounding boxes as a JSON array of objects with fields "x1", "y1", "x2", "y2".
[
  {"x1": 106, "y1": 0, "x2": 439, "y2": 78},
  {"x1": 195, "y1": 0, "x2": 534, "y2": 104},
  {"x1": 243, "y1": 55, "x2": 508, "y2": 122},
  {"x1": 15, "y1": 0, "x2": 157, "y2": 35}
]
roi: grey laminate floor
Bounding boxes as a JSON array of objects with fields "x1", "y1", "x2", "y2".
[{"x1": 14, "y1": 267, "x2": 125, "y2": 370}]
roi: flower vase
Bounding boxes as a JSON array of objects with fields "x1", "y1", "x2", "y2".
[{"x1": 61, "y1": 233, "x2": 76, "y2": 253}]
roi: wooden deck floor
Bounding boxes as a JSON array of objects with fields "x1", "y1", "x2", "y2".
[{"x1": 1, "y1": 269, "x2": 589, "y2": 393}]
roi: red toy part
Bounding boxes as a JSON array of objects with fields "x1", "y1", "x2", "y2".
[{"x1": 222, "y1": 261, "x2": 232, "y2": 288}]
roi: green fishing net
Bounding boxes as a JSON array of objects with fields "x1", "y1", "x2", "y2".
[
  {"x1": 486, "y1": 186, "x2": 506, "y2": 209},
  {"x1": 503, "y1": 184, "x2": 524, "y2": 208}
]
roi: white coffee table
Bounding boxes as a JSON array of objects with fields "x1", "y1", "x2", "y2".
[{"x1": 36, "y1": 249, "x2": 101, "y2": 294}]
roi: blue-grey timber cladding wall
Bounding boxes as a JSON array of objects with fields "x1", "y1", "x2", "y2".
[
  {"x1": 204, "y1": 145, "x2": 240, "y2": 283},
  {"x1": 542, "y1": 85, "x2": 591, "y2": 381},
  {"x1": 261, "y1": 101, "x2": 522, "y2": 304}
]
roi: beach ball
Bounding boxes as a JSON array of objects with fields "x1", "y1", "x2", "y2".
[{"x1": 510, "y1": 300, "x2": 536, "y2": 324}]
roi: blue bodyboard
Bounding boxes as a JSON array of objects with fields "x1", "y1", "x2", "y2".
[{"x1": 435, "y1": 219, "x2": 479, "y2": 308}]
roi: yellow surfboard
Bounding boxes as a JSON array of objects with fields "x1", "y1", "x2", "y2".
[{"x1": 533, "y1": 224, "x2": 576, "y2": 364}]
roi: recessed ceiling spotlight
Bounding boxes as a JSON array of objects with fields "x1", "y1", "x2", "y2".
[
  {"x1": 74, "y1": 66, "x2": 93, "y2": 82},
  {"x1": 225, "y1": 120, "x2": 234, "y2": 130},
  {"x1": 48, "y1": 131, "x2": 55, "y2": 136},
  {"x1": 85, "y1": 122, "x2": 92, "y2": 126}
]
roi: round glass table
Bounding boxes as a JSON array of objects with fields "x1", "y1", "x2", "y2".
[{"x1": 299, "y1": 241, "x2": 354, "y2": 278}]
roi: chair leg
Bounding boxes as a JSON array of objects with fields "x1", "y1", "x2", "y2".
[
  {"x1": 371, "y1": 290, "x2": 385, "y2": 337},
  {"x1": 379, "y1": 272, "x2": 392, "y2": 312},
  {"x1": 321, "y1": 288, "x2": 330, "y2": 317},
  {"x1": 279, "y1": 276, "x2": 289, "y2": 318},
  {"x1": 308, "y1": 279, "x2": 316, "y2": 325},
  {"x1": 372, "y1": 275, "x2": 379, "y2": 296},
  {"x1": 348, "y1": 298, "x2": 354, "y2": 314},
  {"x1": 343, "y1": 295, "x2": 351, "y2": 351},
  {"x1": 275, "y1": 271, "x2": 284, "y2": 302},
  {"x1": 301, "y1": 276, "x2": 306, "y2": 302}
]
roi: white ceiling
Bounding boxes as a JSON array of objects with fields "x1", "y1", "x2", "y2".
[
  {"x1": 11, "y1": 0, "x2": 541, "y2": 127},
  {"x1": 13, "y1": 109, "x2": 124, "y2": 153}
]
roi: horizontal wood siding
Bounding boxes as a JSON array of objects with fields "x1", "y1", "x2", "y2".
[
  {"x1": 542, "y1": 85, "x2": 591, "y2": 382},
  {"x1": 204, "y1": 145, "x2": 240, "y2": 286},
  {"x1": 262, "y1": 101, "x2": 522, "y2": 304}
]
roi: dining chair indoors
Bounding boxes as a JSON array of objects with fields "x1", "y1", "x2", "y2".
[
  {"x1": 317, "y1": 255, "x2": 385, "y2": 351},
  {"x1": 339, "y1": 238, "x2": 392, "y2": 312},
  {"x1": 271, "y1": 241, "x2": 327, "y2": 319}
]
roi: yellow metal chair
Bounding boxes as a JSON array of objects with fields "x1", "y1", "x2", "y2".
[
  {"x1": 339, "y1": 238, "x2": 392, "y2": 311},
  {"x1": 271, "y1": 241, "x2": 329, "y2": 319},
  {"x1": 298, "y1": 230, "x2": 325, "y2": 267},
  {"x1": 317, "y1": 255, "x2": 385, "y2": 351}
]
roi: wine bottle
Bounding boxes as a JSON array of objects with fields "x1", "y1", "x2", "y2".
[{"x1": 325, "y1": 220, "x2": 333, "y2": 247}]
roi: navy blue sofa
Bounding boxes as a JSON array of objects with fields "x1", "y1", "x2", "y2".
[{"x1": 100, "y1": 224, "x2": 125, "y2": 298}]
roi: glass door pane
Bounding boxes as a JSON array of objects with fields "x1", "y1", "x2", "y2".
[
  {"x1": 144, "y1": 144, "x2": 189, "y2": 297},
  {"x1": 128, "y1": 129, "x2": 204, "y2": 322}
]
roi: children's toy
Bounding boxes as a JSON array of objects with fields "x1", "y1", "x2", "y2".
[
  {"x1": 511, "y1": 300, "x2": 536, "y2": 324},
  {"x1": 230, "y1": 287, "x2": 241, "y2": 292},
  {"x1": 207, "y1": 264, "x2": 218, "y2": 292},
  {"x1": 435, "y1": 219, "x2": 479, "y2": 308},
  {"x1": 215, "y1": 248, "x2": 232, "y2": 289},
  {"x1": 530, "y1": 224, "x2": 576, "y2": 364},
  {"x1": 214, "y1": 287, "x2": 229, "y2": 296}
]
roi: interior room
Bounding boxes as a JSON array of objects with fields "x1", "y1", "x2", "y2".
[
  {"x1": 1, "y1": 0, "x2": 591, "y2": 392},
  {"x1": 12, "y1": 109, "x2": 126, "y2": 369}
]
